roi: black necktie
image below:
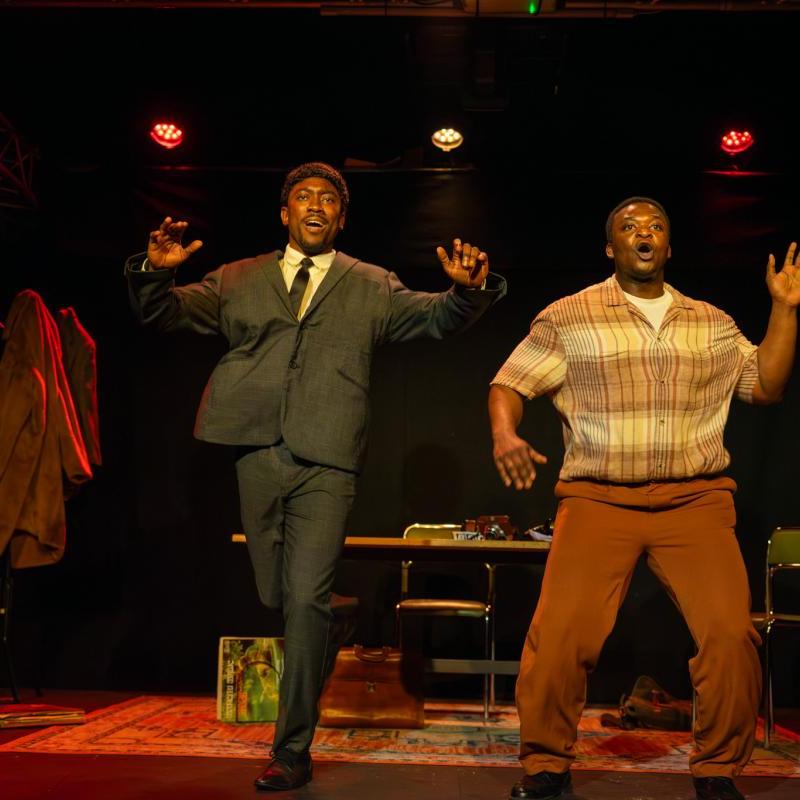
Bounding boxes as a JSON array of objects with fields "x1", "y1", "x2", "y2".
[{"x1": 289, "y1": 257, "x2": 313, "y2": 318}]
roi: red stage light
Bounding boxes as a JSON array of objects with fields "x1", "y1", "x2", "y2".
[
  {"x1": 720, "y1": 129, "x2": 753, "y2": 155},
  {"x1": 150, "y1": 122, "x2": 184, "y2": 149}
]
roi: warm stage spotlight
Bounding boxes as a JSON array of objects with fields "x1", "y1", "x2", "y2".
[
  {"x1": 431, "y1": 128, "x2": 463, "y2": 152},
  {"x1": 720, "y1": 129, "x2": 754, "y2": 155},
  {"x1": 150, "y1": 122, "x2": 184, "y2": 149}
]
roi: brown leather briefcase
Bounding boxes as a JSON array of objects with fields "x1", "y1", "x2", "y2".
[{"x1": 318, "y1": 645, "x2": 424, "y2": 728}]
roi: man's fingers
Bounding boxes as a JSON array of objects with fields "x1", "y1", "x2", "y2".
[
  {"x1": 785, "y1": 242, "x2": 797, "y2": 267},
  {"x1": 184, "y1": 239, "x2": 204, "y2": 255},
  {"x1": 530, "y1": 450, "x2": 547, "y2": 465},
  {"x1": 462, "y1": 243, "x2": 479, "y2": 277},
  {"x1": 166, "y1": 221, "x2": 188, "y2": 238},
  {"x1": 509, "y1": 456, "x2": 535, "y2": 490},
  {"x1": 513, "y1": 450, "x2": 538, "y2": 489},
  {"x1": 470, "y1": 252, "x2": 489, "y2": 281},
  {"x1": 503, "y1": 461, "x2": 528, "y2": 490},
  {"x1": 766, "y1": 253, "x2": 776, "y2": 280},
  {"x1": 496, "y1": 449, "x2": 536, "y2": 490},
  {"x1": 158, "y1": 217, "x2": 190, "y2": 238},
  {"x1": 451, "y1": 238, "x2": 463, "y2": 269},
  {"x1": 436, "y1": 245, "x2": 449, "y2": 266},
  {"x1": 445, "y1": 239, "x2": 490, "y2": 283},
  {"x1": 495, "y1": 459, "x2": 512, "y2": 488}
]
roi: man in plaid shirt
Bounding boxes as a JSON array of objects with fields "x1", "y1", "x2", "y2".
[{"x1": 489, "y1": 197, "x2": 799, "y2": 800}]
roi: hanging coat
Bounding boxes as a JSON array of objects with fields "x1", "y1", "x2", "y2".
[{"x1": 0, "y1": 290, "x2": 92, "y2": 568}]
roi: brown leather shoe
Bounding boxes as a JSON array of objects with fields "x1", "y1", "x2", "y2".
[
  {"x1": 510, "y1": 770, "x2": 572, "y2": 799},
  {"x1": 254, "y1": 750, "x2": 312, "y2": 791}
]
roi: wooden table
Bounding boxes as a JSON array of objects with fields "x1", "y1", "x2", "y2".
[
  {"x1": 340, "y1": 536, "x2": 550, "y2": 564},
  {"x1": 233, "y1": 533, "x2": 550, "y2": 563},
  {"x1": 233, "y1": 534, "x2": 550, "y2": 676}
]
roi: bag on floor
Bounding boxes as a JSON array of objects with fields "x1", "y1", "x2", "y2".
[
  {"x1": 600, "y1": 675, "x2": 692, "y2": 731},
  {"x1": 318, "y1": 645, "x2": 424, "y2": 729}
]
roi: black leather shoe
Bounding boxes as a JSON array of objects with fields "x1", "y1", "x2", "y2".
[
  {"x1": 254, "y1": 750, "x2": 312, "y2": 791},
  {"x1": 693, "y1": 777, "x2": 746, "y2": 800},
  {"x1": 510, "y1": 770, "x2": 572, "y2": 799}
]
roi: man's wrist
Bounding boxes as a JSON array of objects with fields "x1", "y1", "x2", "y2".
[
  {"x1": 143, "y1": 257, "x2": 174, "y2": 272},
  {"x1": 770, "y1": 298, "x2": 798, "y2": 314},
  {"x1": 455, "y1": 276, "x2": 488, "y2": 291}
]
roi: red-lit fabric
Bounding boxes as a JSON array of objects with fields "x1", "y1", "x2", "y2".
[
  {"x1": 57, "y1": 307, "x2": 102, "y2": 467},
  {"x1": 0, "y1": 290, "x2": 92, "y2": 568}
]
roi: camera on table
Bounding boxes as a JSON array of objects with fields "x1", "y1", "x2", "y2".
[{"x1": 461, "y1": 515, "x2": 516, "y2": 540}]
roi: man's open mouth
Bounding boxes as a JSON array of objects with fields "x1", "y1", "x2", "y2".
[
  {"x1": 304, "y1": 217, "x2": 327, "y2": 231},
  {"x1": 635, "y1": 242, "x2": 654, "y2": 260}
]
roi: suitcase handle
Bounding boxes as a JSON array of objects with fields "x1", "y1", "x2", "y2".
[{"x1": 353, "y1": 645, "x2": 393, "y2": 663}]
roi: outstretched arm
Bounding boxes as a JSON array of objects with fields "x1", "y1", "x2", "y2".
[
  {"x1": 127, "y1": 218, "x2": 220, "y2": 334},
  {"x1": 752, "y1": 242, "x2": 799, "y2": 404},
  {"x1": 384, "y1": 239, "x2": 505, "y2": 343},
  {"x1": 489, "y1": 384, "x2": 547, "y2": 490}
]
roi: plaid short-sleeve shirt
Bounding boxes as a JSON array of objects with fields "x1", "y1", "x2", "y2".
[{"x1": 492, "y1": 276, "x2": 759, "y2": 483}]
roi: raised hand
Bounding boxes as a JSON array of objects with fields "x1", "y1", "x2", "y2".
[
  {"x1": 147, "y1": 217, "x2": 204, "y2": 270},
  {"x1": 492, "y1": 431, "x2": 548, "y2": 491},
  {"x1": 436, "y1": 238, "x2": 489, "y2": 288},
  {"x1": 766, "y1": 241, "x2": 800, "y2": 308}
]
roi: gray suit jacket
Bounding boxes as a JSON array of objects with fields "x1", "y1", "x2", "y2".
[{"x1": 127, "y1": 250, "x2": 506, "y2": 472}]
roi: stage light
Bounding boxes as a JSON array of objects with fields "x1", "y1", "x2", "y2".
[
  {"x1": 150, "y1": 122, "x2": 184, "y2": 150},
  {"x1": 431, "y1": 128, "x2": 463, "y2": 152},
  {"x1": 720, "y1": 130, "x2": 754, "y2": 156}
]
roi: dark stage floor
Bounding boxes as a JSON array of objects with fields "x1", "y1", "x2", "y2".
[{"x1": 0, "y1": 690, "x2": 798, "y2": 800}]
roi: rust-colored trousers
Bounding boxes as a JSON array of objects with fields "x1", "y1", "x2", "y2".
[{"x1": 517, "y1": 477, "x2": 761, "y2": 778}]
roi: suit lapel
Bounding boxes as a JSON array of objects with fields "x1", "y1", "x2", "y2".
[
  {"x1": 302, "y1": 252, "x2": 359, "y2": 318},
  {"x1": 257, "y1": 251, "x2": 293, "y2": 317}
]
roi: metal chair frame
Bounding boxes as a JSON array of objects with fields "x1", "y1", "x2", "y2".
[
  {"x1": 755, "y1": 527, "x2": 800, "y2": 748},
  {"x1": 394, "y1": 523, "x2": 496, "y2": 721}
]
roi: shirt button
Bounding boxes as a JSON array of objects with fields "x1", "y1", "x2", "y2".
[
  {"x1": 659, "y1": 419, "x2": 665, "y2": 424},
  {"x1": 289, "y1": 360, "x2": 298, "y2": 369}
]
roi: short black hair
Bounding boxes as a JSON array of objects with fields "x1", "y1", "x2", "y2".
[
  {"x1": 280, "y1": 162, "x2": 350, "y2": 213},
  {"x1": 606, "y1": 196, "x2": 670, "y2": 242}
]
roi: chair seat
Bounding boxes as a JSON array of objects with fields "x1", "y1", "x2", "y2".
[
  {"x1": 770, "y1": 612, "x2": 800, "y2": 624},
  {"x1": 751, "y1": 611, "x2": 800, "y2": 628},
  {"x1": 397, "y1": 598, "x2": 488, "y2": 617}
]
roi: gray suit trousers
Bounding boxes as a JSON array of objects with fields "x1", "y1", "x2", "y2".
[{"x1": 235, "y1": 443, "x2": 356, "y2": 755}]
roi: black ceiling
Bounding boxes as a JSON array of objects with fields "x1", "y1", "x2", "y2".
[{"x1": 2, "y1": 6, "x2": 799, "y2": 174}]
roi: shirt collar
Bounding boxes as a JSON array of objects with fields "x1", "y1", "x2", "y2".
[
  {"x1": 284, "y1": 244, "x2": 336, "y2": 272},
  {"x1": 604, "y1": 275, "x2": 692, "y2": 309}
]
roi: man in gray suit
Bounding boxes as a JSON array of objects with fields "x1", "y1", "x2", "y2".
[{"x1": 126, "y1": 162, "x2": 506, "y2": 791}]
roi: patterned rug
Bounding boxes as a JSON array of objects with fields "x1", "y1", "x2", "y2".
[{"x1": 2, "y1": 696, "x2": 799, "y2": 777}]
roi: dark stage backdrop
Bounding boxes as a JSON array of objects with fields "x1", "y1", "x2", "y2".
[
  {"x1": 2, "y1": 164, "x2": 799, "y2": 706},
  {"x1": 2, "y1": 6, "x2": 800, "y2": 706}
]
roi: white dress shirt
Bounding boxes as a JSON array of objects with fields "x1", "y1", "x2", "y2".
[{"x1": 280, "y1": 244, "x2": 336, "y2": 319}]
